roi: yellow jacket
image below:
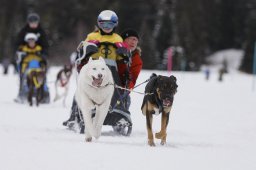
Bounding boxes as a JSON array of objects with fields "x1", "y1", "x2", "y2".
[
  {"x1": 19, "y1": 45, "x2": 43, "y2": 73},
  {"x1": 19, "y1": 45, "x2": 42, "y2": 54},
  {"x1": 85, "y1": 31, "x2": 124, "y2": 61}
]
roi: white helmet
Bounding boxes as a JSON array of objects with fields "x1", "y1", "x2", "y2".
[
  {"x1": 97, "y1": 10, "x2": 118, "y2": 30},
  {"x1": 24, "y1": 33, "x2": 38, "y2": 42}
]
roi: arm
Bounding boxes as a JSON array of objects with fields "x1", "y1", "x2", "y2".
[
  {"x1": 15, "y1": 28, "x2": 26, "y2": 50},
  {"x1": 37, "y1": 27, "x2": 49, "y2": 55},
  {"x1": 129, "y1": 52, "x2": 143, "y2": 88},
  {"x1": 117, "y1": 51, "x2": 143, "y2": 89}
]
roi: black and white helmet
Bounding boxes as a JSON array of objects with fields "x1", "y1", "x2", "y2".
[{"x1": 24, "y1": 33, "x2": 38, "y2": 42}]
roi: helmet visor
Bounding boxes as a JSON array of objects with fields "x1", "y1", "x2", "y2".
[
  {"x1": 28, "y1": 16, "x2": 39, "y2": 23},
  {"x1": 98, "y1": 21, "x2": 116, "y2": 30},
  {"x1": 27, "y1": 38, "x2": 36, "y2": 41}
]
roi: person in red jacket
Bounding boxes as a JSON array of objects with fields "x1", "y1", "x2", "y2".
[
  {"x1": 119, "y1": 29, "x2": 143, "y2": 89},
  {"x1": 118, "y1": 29, "x2": 143, "y2": 109}
]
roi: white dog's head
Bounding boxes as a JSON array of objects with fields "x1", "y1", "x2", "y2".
[{"x1": 85, "y1": 57, "x2": 112, "y2": 88}]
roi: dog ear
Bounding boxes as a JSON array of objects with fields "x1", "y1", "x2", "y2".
[
  {"x1": 145, "y1": 75, "x2": 158, "y2": 93},
  {"x1": 150, "y1": 73, "x2": 157, "y2": 79},
  {"x1": 170, "y1": 75, "x2": 177, "y2": 82},
  {"x1": 88, "y1": 57, "x2": 93, "y2": 63},
  {"x1": 98, "y1": 57, "x2": 105, "y2": 63}
]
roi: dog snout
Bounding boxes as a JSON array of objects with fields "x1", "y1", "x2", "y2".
[
  {"x1": 166, "y1": 94, "x2": 172, "y2": 99},
  {"x1": 162, "y1": 94, "x2": 173, "y2": 101},
  {"x1": 98, "y1": 73, "x2": 103, "y2": 78}
]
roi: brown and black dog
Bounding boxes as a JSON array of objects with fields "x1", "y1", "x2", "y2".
[
  {"x1": 141, "y1": 74, "x2": 178, "y2": 146},
  {"x1": 27, "y1": 69, "x2": 46, "y2": 106}
]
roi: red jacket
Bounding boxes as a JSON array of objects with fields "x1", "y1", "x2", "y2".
[{"x1": 118, "y1": 48, "x2": 143, "y2": 89}]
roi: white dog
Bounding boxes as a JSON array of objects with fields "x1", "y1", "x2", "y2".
[
  {"x1": 75, "y1": 57, "x2": 114, "y2": 142},
  {"x1": 53, "y1": 65, "x2": 73, "y2": 107}
]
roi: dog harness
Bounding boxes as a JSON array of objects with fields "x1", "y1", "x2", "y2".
[
  {"x1": 87, "y1": 82, "x2": 112, "y2": 106},
  {"x1": 154, "y1": 91, "x2": 164, "y2": 113},
  {"x1": 28, "y1": 68, "x2": 44, "y2": 89}
]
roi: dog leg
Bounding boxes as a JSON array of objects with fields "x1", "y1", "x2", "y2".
[
  {"x1": 28, "y1": 90, "x2": 33, "y2": 106},
  {"x1": 36, "y1": 88, "x2": 40, "y2": 106},
  {"x1": 155, "y1": 111, "x2": 169, "y2": 145},
  {"x1": 93, "y1": 106, "x2": 102, "y2": 139},
  {"x1": 62, "y1": 87, "x2": 68, "y2": 107},
  {"x1": 94, "y1": 97, "x2": 111, "y2": 139},
  {"x1": 79, "y1": 96, "x2": 96, "y2": 142},
  {"x1": 82, "y1": 112, "x2": 94, "y2": 142},
  {"x1": 146, "y1": 109, "x2": 155, "y2": 146},
  {"x1": 53, "y1": 83, "x2": 60, "y2": 102},
  {"x1": 27, "y1": 80, "x2": 33, "y2": 106}
]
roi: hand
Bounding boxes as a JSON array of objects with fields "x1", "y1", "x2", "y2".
[
  {"x1": 36, "y1": 51, "x2": 42, "y2": 56},
  {"x1": 116, "y1": 47, "x2": 131, "y2": 63},
  {"x1": 16, "y1": 51, "x2": 26, "y2": 58},
  {"x1": 115, "y1": 42, "x2": 128, "y2": 48}
]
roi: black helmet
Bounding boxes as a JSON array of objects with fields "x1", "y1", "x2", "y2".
[{"x1": 27, "y1": 13, "x2": 40, "y2": 23}]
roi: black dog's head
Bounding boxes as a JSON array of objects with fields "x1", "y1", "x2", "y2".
[{"x1": 155, "y1": 75, "x2": 178, "y2": 107}]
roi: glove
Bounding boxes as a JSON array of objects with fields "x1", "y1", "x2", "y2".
[
  {"x1": 36, "y1": 51, "x2": 42, "y2": 56},
  {"x1": 115, "y1": 42, "x2": 129, "y2": 48},
  {"x1": 16, "y1": 51, "x2": 26, "y2": 58},
  {"x1": 116, "y1": 47, "x2": 131, "y2": 63}
]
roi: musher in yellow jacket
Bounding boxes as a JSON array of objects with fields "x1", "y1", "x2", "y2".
[
  {"x1": 76, "y1": 10, "x2": 130, "y2": 72},
  {"x1": 15, "y1": 33, "x2": 49, "y2": 103},
  {"x1": 63, "y1": 10, "x2": 131, "y2": 133},
  {"x1": 17, "y1": 33, "x2": 45, "y2": 74}
]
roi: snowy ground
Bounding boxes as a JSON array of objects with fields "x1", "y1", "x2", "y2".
[{"x1": 0, "y1": 66, "x2": 256, "y2": 170}]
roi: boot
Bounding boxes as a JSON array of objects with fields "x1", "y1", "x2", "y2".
[
  {"x1": 62, "y1": 111, "x2": 76, "y2": 126},
  {"x1": 63, "y1": 98, "x2": 78, "y2": 126}
]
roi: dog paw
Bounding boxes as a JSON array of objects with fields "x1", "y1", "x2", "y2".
[
  {"x1": 85, "y1": 137, "x2": 92, "y2": 142},
  {"x1": 155, "y1": 132, "x2": 166, "y2": 139},
  {"x1": 160, "y1": 140, "x2": 166, "y2": 145},
  {"x1": 148, "y1": 140, "x2": 156, "y2": 147}
]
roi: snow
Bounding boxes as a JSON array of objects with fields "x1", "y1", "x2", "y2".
[{"x1": 0, "y1": 66, "x2": 256, "y2": 170}]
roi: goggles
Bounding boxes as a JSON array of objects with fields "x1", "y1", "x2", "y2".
[
  {"x1": 98, "y1": 21, "x2": 116, "y2": 30},
  {"x1": 27, "y1": 38, "x2": 36, "y2": 41},
  {"x1": 28, "y1": 18, "x2": 39, "y2": 24}
]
